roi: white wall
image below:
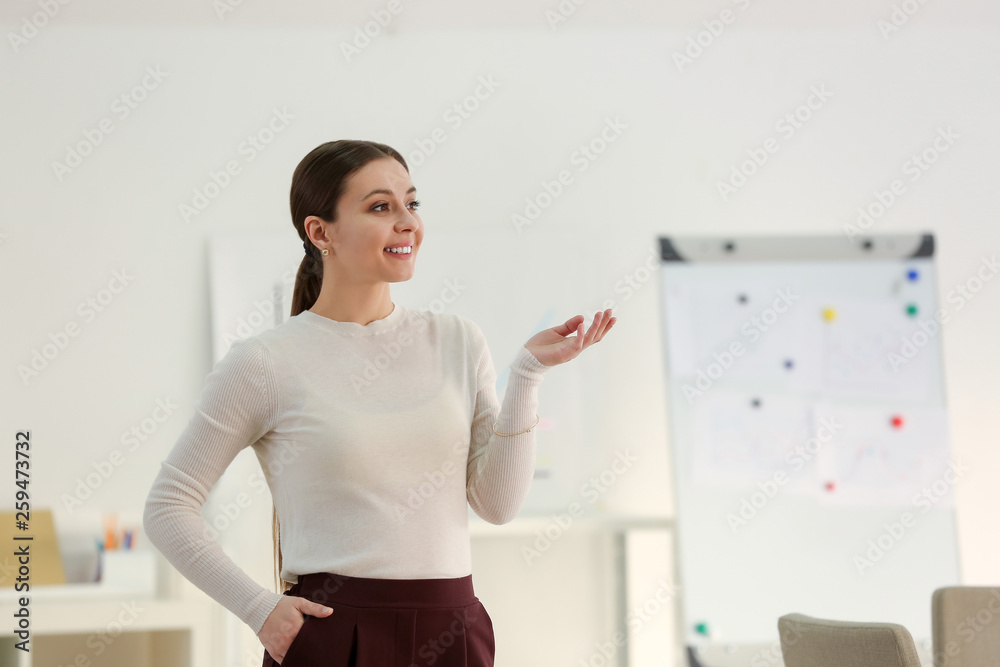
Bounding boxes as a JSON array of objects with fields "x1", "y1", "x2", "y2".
[{"x1": 3, "y1": 2, "x2": 998, "y2": 665}]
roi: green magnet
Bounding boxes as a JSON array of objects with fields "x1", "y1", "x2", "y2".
[
  {"x1": 906, "y1": 303, "x2": 919, "y2": 317},
  {"x1": 695, "y1": 622, "x2": 710, "y2": 636}
]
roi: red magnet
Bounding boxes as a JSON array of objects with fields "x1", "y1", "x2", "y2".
[
  {"x1": 825, "y1": 481, "x2": 836, "y2": 492},
  {"x1": 891, "y1": 415, "x2": 904, "y2": 429}
]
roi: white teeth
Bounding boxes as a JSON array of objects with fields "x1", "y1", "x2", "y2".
[{"x1": 385, "y1": 246, "x2": 412, "y2": 254}]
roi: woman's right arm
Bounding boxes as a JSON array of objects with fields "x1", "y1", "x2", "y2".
[{"x1": 142, "y1": 336, "x2": 285, "y2": 635}]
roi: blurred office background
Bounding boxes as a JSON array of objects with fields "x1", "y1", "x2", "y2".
[{"x1": 1, "y1": 1, "x2": 998, "y2": 665}]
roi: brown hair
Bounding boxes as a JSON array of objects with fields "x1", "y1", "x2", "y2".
[{"x1": 275, "y1": 139, "x2": 408, "y2": 594}]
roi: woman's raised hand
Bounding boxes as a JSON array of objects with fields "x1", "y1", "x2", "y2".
[
  {"x1": 523, "y1": 308, "x2": 616, "y2": 368},
  {"x1": 258, "y1": 595, "x2": 333, "y2": 664}
]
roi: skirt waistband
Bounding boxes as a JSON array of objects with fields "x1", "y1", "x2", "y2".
[{"x1": 289, "y1": 571, "x2": 477, "y2": 609}]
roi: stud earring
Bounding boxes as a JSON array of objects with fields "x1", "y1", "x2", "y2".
[{"x1": 322, "y1": 248, "x2": 329, "y2": 256}]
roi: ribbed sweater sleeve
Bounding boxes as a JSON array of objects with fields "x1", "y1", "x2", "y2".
[
  {"x1": 142, "y1": 337, "x2": 285, "y2": 635},
  {"x1": 464, "y1": 319, "x2": 550, "y2": 524}
]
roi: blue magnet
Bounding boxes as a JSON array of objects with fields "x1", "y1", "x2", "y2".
[{"x1": 907, "y1": 269, "x2": 919, "y2": 282}]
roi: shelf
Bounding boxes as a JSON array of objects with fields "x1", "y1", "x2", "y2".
[
  {"x1": 0, "y1": 583, "x2": 156, "y2": 604},
  {"x1": 0, "y1": 598, "x2": 215, "y2": 667},
  {"x1": 468, "y1": 512, "x2": 674, "y2": 536},
  {"x1": 27, "y1": 599, "x2": 211, "y2": 635}
]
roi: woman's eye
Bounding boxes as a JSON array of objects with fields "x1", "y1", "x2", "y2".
[{"x1": 373, "y1": 200, "x2": 421, "y2": 212}]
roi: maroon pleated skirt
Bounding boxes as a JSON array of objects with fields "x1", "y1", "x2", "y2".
[{"x1": 262, "y1": 571, "x2": 495, "y2": 667}]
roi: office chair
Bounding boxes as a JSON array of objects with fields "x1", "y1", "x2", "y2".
[
  {"x1": 932, "y1": 586, "x2": 1000, "y2": 667},
  {"x1": 777, "y1": 612, "x2": 922, "y2": 667}
]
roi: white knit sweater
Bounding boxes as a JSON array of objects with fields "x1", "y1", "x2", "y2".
[{"x1": 142, "y1": 303, "x2": 549, "y2": 635}]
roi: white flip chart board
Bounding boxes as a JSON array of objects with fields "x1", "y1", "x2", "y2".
[{"x1": 657, "y1": 233, "x2": 960, "y2": 655}]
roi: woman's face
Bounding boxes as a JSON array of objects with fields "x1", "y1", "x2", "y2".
[{"x1": 326, "y1": 157, "x2": 423, "y2": 284}]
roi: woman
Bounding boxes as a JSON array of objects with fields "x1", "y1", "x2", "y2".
[{"x1": 143, "y1": 139, "x2": 616, "y2": 666}]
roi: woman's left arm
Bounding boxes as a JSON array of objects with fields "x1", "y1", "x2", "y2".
[{"x1": 465, "y1": 310, "x2": 616, "y2": 524}]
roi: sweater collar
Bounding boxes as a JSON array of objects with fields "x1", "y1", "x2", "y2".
[{"x1": 297, "y1": 302, "x2": 407, "y2": 337}]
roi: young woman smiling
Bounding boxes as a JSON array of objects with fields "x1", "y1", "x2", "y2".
[{"x1": 143, "y1": 139, "x2": 615, "y2": 666}]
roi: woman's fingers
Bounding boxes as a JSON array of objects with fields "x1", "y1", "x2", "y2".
[
  {"x1": 586, "y1": 312, "x2": 602, "y2": 345},
  {"x1": 597, "y1": 313, "x2": 616, "y2": 339},
  {"x1": 584, "y1": 309, "x2": 610, "y2": 346}
]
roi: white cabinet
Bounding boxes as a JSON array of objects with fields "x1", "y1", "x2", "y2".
[{"x1": 0, "y1": 590, "x2": 214, "y2": 667}]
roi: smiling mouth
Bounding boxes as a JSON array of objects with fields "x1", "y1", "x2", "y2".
[{"x1": 384, "y1": 245, "x2": 413, "y2": 256}]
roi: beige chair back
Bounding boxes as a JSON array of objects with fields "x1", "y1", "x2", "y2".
[
  {"x1": 932, "y1": 586, "x2": 1000, "y2": 667},
  {"x1": 778, "y1": 612, "x2": 922, "y2": 667}
]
